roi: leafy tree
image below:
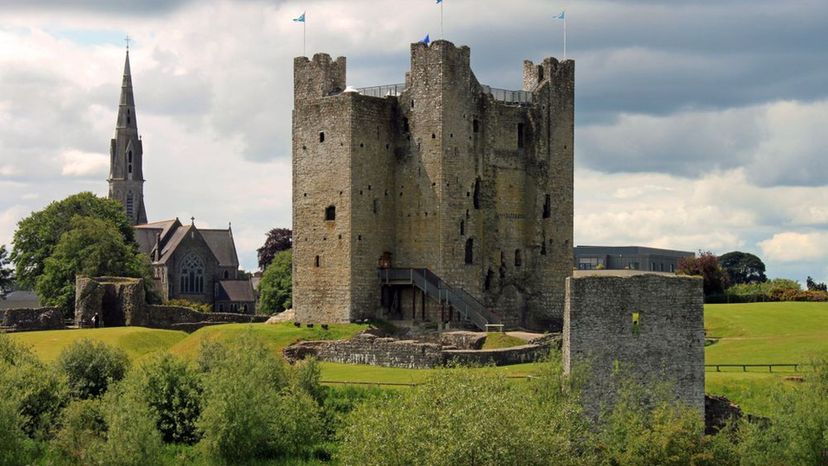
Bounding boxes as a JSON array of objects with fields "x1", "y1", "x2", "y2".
[
  {"x1": 677, "y1": 251, "x2": 727, "y2": 296},
  {"x1": 257, "y1": 227, "x2": 292, "y2": 270},
  {"x1": 258, "y1": 249, "x2": 292, "y2": 313},
  {"x1": 11, "y1": 192, "x2": 134, "y2": 290},
  {"x1": 35, "y1": 216, "x2": 151, "y2": 315},
  {"x1": 57, "y1": 339, "x2": 130, "y2": 400},
  {"x1": 806, "y1": 276, "x2": 827, "y2": 292},
  {"x1": 718, "y1": 251, "x2": 767, "y2": 285},
  {"x1": 0, "y1": 245, "x2": 12, "y2": 299}
]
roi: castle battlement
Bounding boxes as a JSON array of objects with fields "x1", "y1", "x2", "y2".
[{"x1": 292, "y1": 41, "x2": 574, "y2": 330}]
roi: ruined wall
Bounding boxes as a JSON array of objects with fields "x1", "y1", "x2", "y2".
[
  {"x1": 0, "y1": 308, "x2": 64, "y2": 332},
  {"x1": 563, "y1": 272, "x2": 705, "y2": 418},
  {"x1": 75, "y1": 276, "x2": 145, "y2": 328},
  {"x1": 145, "y1": 305, "x2": 266, "y2": 331}
]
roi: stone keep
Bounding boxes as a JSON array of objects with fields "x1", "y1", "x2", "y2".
[
  {"x1": 563, "y1": 272, "x2": 706, "y2": 418},
  {"x1": 292, "y1": 40, "x2": 574, "y2": 330}
]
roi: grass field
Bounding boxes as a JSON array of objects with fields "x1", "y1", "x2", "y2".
[{"x1": 7, "y1": 302, "x2": 827, "y2": 416}]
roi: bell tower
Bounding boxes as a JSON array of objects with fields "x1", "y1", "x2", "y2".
[{"x1": 108, "y1": 49, "x2": 147, "y2": 225}]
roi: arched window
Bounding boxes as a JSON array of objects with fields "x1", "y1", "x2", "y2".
[
  {"x1": 465, "y1": 238, "x2": 474, "y2": 264},
  {"x1": 223, "y1": 270, "x2": 229, "y2": 279},
  {"x1": 325, "y1": 205, "x2": 336, "y2": 221},
  {"x1": 128, "y1": 151, "x2": 133, "y2": 164},
  {"x1": 179, "y1": 253, "x2": 205, "y2": 294}
]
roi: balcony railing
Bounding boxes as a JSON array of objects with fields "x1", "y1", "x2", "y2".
[{"x1": 353, "y1": 83, "x2": 533, "y2": 105}]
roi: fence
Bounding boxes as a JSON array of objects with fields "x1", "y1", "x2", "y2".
[
  {"x1": 705, "y1": 363, "x2": 811, "y2": 373},
  {"x1": 321, "y1": 374, "x2": 538, "y2": 388},
  {"x1": 353, "y1": 83, "x2": 533, "y2": 105}
]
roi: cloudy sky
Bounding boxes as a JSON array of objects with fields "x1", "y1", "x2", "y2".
[{"x1": 1, "y1": 0, "x2": 827, "y2": 282}]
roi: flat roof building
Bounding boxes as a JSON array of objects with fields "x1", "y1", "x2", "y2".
[{"x1": 574, "y1": 246, "x2": 694, "y2": 273}]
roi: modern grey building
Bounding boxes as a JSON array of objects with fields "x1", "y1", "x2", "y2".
[{"x1": 574, "y1": 246, "x2": 694, "y2": 273}]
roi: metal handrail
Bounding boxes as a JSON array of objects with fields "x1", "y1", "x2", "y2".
[
  {"x1": 356, "y1": 83, "x2": 406, "y2": 98},
  {"x1": 353, "y1": 83, "x2": 533, "y2": 105}
]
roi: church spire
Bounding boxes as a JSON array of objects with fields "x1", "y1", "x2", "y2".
[{"x1": 108, "y1": 45, "x2": 148, "y2": 226}]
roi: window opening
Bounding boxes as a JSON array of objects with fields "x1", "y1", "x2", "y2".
[
  {"x1": 632, "y1": 312, "x2": 640, "y2": 336},
  {"x1": 473, "y1": 178, "x2": 481, "y2": 209},
  {"x1": 464, "y1": 238, "x2": 474, "y2": 264},
  {"x1": 460, "y1": 220, "x2": 465, "y2": 236},
  {"x1": 179, "y1": 253, "x2": 205, "y2": 294},
  {"x1": 484, "y1": 268, "x2": 493, "y2": 290},
  {"x1": 373, "y1": 199, "x2": 379, "y2": 214},
  {"x1": 319, "y1": 132, "x2": 325, "y2": 143},
  {"x1": 325, "y1": 205, "x2": 336, "y2": 221},
  {"x1": 402, "y1": 117, "x2": 409, "y2": 132},
  {"x1": 223, "y1": 270, "x2": 229, "y2": 279},
  {"x1": 517, "y1": 123, "x2": 525, "y2": 149},
  {"x1": 543, "y1": 194, "x2": 551, "y2": 218},
  {"x1": 473, "y1": 119, "x2": 480, "y2": 133},
  {"x1": 315, "y1": 256, "x2": 320, "y2": 267},
  {"x1": 514, "y1": 249, "x2": 522, "y2": 267}
]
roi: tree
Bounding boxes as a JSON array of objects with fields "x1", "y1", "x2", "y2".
[
  {"x1": 57, "y1": 339, "x2": 130, "y2": 400},
  {"x1": 0, "y1": 245, "x2": 12, "y2": 299},
  {"x1": 718, "y1": 251, "x2": 767, "y2": 286},
  {"x1": 806, "y1": 276, "x2": 827, "y2": 292},
  {"x1": 257, "y1": 228, "x2": 292, "y2": 270},
  {"x1": 35, "y1": 216, "x2": 151, "y2": 315},
  {"x1": 258, "y1": 249, "x2": 292, "y2": 313},
  {"x1": 677, "y1": 251, "x2": 727, "y2": 296},
  {"x1": 11, "y1": 192, "x2": 134, "y2": 289}
]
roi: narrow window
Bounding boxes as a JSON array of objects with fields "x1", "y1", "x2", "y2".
[
  {"x1": 402, "y1": 117, "x2": 410, "y2": 133},
  {"x1": 514, "y1": 249, "x2": 522, "y2": 267},
  {"x1": 538, "y1": 66, "x2": 545, "y2": 82},
  {"x1": 319, "y1": 132, "x2": 325, "y2": 143},
  {"x1": 473, "y1": 119, "x2": 480, "y2": 133},
  {"x1": 128, "y1": 151, "x2": 133, "y2": 164},
  {"x1": 484, "y1": 268, "x2": 493, "y2": 290},
  {"x1": 541, "y1": 239, "x2": 547, "y2": 256},
  {"x1": 373, "y1": 199, "x2": 379, "y2": 214},
  {"x1": 517, "y1": 123, "x2": 525, "y2": 149},
  {"x1": 128, "y1": 164, "x2": 132, "y2": 174},
  {"x1": 223, "y1": 270, "x2": 229, "y2": 279},
  {"x1": 473, "y1": 178, "x2": 481, "y2": 209},
  {"x1": 632, "y1": 312, "x2": 640, "y2": 336},
  {"x1": 543, "y1": 194, "x2": 551, "y2": 219},
  {"x1": 465, "y1": 238, "x2": 474, "y2": 264},
  {"x1": 219, "y1": 304, "x2": 224, "y2": 312},
  {"x1": 325, "y1": 205, "x2": 336, "y2": 221},
  {"x1": 459, "y1": 220, "x2": 465, "y2": 236},
  {"x1": 315, "y1": 256, "x2": 320, "y2": 267}
]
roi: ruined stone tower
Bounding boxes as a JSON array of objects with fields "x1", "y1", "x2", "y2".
[
  {"x1": 292, "y1": 41, "x2": 573, "y2": 331},
  {"x1": 108, "y1": 50, "x2": 147, "y2": 226}
]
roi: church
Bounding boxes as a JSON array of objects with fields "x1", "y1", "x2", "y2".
[{"x1": 107, "y1": 49, "x2": 256, "y2": 314}]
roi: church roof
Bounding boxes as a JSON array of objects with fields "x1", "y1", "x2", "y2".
[
  {"x1": 132, "y1": 220, "x2": 239, "y2": 268},
  {"x1": 216, "y1": 280, "x2": 256, "y2": 303}
]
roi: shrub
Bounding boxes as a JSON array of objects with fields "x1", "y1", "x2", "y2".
[
  {"x1": 53, "y1": 398, "x2": 106, "y2": 464},
  {"x1": 0, "y1": 396, "x2": 34, "y2": 466},
  {"x1": 94, "y1": 385, "x2": 164, "y2": 466},
  {"x1": 57, "y1": 339, "x2": 130, "y2": 399},
  {"x1": 0, "y1": 334, "x2": 68, "y2": 440},
  {"x1": 125, "y1": 353, "x2": 203, "y2": 444},
  {"x1": 168, "y1": 298, "x2": 213, "y2": 314},
  {"x1": 197, "y1": 333, "x2": 322, "y2": 463}
]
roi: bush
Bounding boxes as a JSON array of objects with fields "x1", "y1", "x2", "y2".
[
  {"x1": 57, "y1": 339, "x2": 130, "y2": 399},
  {"x1": 0, "y1": 396, "x2": 34, "y2": 466},
  {"x1": 94, "y1": 385, "x2": 164, "y2": 466},
  {"x1": 124, "y1": 353, "x2": 203, "y2": 444},
  {"x1": 197, "y1": 332, "x2": 322, "y2": 463},
  {"x1": 0, "y1": 334, "x2": 68, "y2": 440},
  {"x1": 168, "y1": 298, "x2": 213, "y2": 314},
  {"x1": 53, "y1": 398, "x2": 107, "y2": 464}
]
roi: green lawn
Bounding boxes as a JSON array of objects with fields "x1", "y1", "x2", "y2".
[
  {"x1": 704, "y1": 302, "x2": 828, "y2": 415},
  {"x1": 482, "y1": 332, "x2": 527, "y2": 349},
  {"x1": 8, "y1": 327, "x2": 188, "y2": 362}
]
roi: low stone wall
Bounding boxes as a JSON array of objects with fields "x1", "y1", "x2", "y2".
[
  {"x1": 286, "y1": 334, "x2": 445, "y2": 369},
  {"x1": 439, "y1": 331, "x2": 486, "y2": 350},
  {"x1": 0, "y1": 308, "x2": 64, "y2": 332},
  {"x1": 145, "y1": 305, "x2": 267, "y2": 332},
  {"x1": 284, "y1": 333, "x2": 551, "y2": 369},
  {"x1": 444, "y1": 344, "x2": 550, "y2": 366}
]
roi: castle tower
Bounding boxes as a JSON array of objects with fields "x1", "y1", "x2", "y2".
[
  {"x1": 108, "y1": 50, "x2": 147, "y2": 225},
  {"x1": 292, "y1": 41, "x2": 574, "y2": 330}
]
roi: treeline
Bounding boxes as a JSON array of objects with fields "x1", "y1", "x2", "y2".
[{"x1": 1, "y1": 332, "x2": 826, "y2": 465}]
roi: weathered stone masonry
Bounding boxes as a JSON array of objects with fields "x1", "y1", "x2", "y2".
[
  {"x1": 563, "y1": 272, "x2": 705, "y2": 417},
  {"x1": 293, "y1": 41, "x2": 574, "y2": 330}
]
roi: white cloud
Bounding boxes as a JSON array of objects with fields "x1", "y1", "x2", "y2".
[
  {"x1": 59, "y1": 150, "x2": 108, "y2": 176},
  {"x1": 759, "y1": 232, "x2": 828, "y2": 263}
]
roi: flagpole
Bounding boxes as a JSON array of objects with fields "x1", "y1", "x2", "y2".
[
  {"x1": 440, "y1": 2, "x2": 444, "y2": 40},
  {"x1": 303, "y1": 19, "x2": 306, "y2": 57},
  {"x1": 563, "y1": 16, "x2": 567, "y2": 59}
]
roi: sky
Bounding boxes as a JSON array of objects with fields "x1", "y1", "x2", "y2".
[{"x1": 1, "y1": 0, "x2": 827, "y2": 283}]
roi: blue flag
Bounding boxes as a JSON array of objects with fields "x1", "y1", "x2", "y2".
[
  {"x1": 554, "y1": 10, "x2": 565, "y2": 20},
  {"x1": 436, "y1": 0, "x2": 442, "y2": 3},
  {"x1": 420, "y1": 33, "x2": 430, "y2": 45},
  {"x1": 293, "y1": 12, "x2": 305, "y2": 22}
]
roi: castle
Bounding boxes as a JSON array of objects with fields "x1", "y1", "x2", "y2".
[
  {"x1": 106, "y1": 51, "x2": 256, "y2": 313},
  {"x1": 293, "y1": 40, "x2": 573, "y2": 330}
]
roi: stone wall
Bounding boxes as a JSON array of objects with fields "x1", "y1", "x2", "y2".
[
  {"x1": 75, "y1": 276, "x2": 146, "y2": 328},
  {"x1": 145, "y1": 305, "x2": 266, "y2": 331},
  {"x1": 0, "y1": 308, "x2": 64, "y2": 332},
  {"x1": 563, "y1": 271, "x2": 705, "y2": 419},
  {"x1": 284, "y1": 333, "x2": 551, "y2": 369}
]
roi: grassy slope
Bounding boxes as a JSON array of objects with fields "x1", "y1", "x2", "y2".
[
  {"x1": 704, "y1": 302, "x2": 828, "y2": 415},
  {"x1": 8, "y1": 327, "x2": 188, "y2": 362},
  {"x1": 482, "y1": 332, "x2": 527, "y2": 349}
]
